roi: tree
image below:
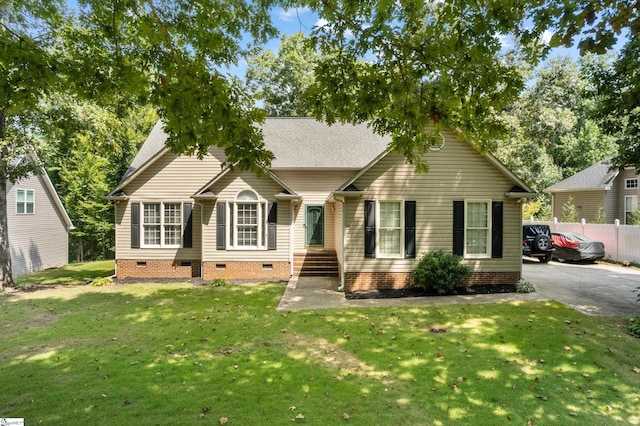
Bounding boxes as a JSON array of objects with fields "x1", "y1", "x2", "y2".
[
  {"x1": 0, "y1": 0, "x2": 278, "y2": 288},
  {"x1": 562, "y1": 195, "x2": 579, "y2": 223},
  {"x1": 1, "y1": 0, "x2": 65, "y2": 288},
  {"x1": 593, "y1": 37, "x2": 640, "y2": 170},
  {"x1": 30, "y1": 97, "x2": 157, "y2": 262},
  {"x1": 246, "y1": 33, "x2": 318, "y2": 116}
]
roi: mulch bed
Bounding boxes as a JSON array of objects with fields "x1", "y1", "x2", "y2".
[{"x1": 345, "y1": 284, "x2": 517, "y2": 299}]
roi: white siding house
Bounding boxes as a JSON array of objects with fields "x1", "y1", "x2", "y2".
[{"x1": 7, "y1": 161, "x2": 74, "y2": 277}]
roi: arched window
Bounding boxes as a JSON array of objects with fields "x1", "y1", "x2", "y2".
[{"x1": 233, "y1": 190, "x2": 260, "y2": 247}]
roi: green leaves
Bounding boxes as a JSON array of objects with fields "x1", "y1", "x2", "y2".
[
  {"x1": 303, "y1": 0, "x2": 530, "y2": 170},
  {"x1": 246, "y1": 32, "x2": 319, "y2": 117}
]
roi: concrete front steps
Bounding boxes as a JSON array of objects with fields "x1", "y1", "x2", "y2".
[{"x1": 293, "y1": 250, "x2": 339, "y2": 277}]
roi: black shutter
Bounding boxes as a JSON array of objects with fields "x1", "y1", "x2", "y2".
[
  {"x1": 404, "y1": 200, "x2": 416, "y2": 258},
  {"x1": 491, "y1": 201, "x2": 503, "y2": 258},
  {"x1": 182, "y1": 202, "x2": 193, "y2": 248},
  {"x1": 216, "y1": 202, "x2": 226, "y2": 250},
  {"x1": 131, "y1": 202, "x2": 140, "y2": 249},
  {"x1": 453, "y1": 201, "x2": 464, "y2": 256},
  {"x1": 364, "y1": 200, "x2": 376, "y2": 258},
  {"x1": 267, "y1": 202, "x2": 277, "y2": 250}
]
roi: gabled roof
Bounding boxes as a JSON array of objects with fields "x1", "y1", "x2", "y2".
[
  {"x1": 110, "y1": 117, "x2": 536, "y2": 198},
  {"x1": 335, "y1": 137, "x2": 536, "y2": 197},
  {"x1": 545, "y1": 157, "x2": 620, "y2": 193},
  {"x1": 10, "y1": 154, "x2": 74, "y2": 230},
  {"x1": 109, "y1": 118, "x2": 391, "y2": 196},
  {"x1": 192, "y1": 165, "x2": 299, "y2": 199}
]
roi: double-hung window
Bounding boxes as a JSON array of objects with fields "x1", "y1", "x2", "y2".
[
  {"x1": 378, "y1": 201, "x2": 403, "y2": 258},
  {"x1": 229, "y1": 190, "x2": 267, "y2": 249},
  {"x1": 626, "y1": 178, "x2": 638, "y2": 189},
  {"x1": 625, "y1": 195, "x2": 638, "y2": 225},
  {"x1": 364, "y1": 199, "x2": 415, "y2": 259},
  {"x1": 142, "y1": 202, "x2": 182, "y2": 247},
  {"x1": 16, "y1": 189, "x2": 35, "y2": 214},
  {"x1": 465, "y1": 200, "x2": 491, "y2": 258}
]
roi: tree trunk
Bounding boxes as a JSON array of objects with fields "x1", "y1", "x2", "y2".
[{"x1": 0, "y1": 109, "x2": 15, "y2": 289}]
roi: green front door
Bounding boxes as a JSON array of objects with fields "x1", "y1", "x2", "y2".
[{"x1": 305, "y1": 205, "x2": 324, "y2": 246}]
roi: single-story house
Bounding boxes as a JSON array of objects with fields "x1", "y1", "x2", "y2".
[
  {"x1": 7, "y1": 155, "x2": 74, "y2": 277},
  {"x1": 545, "y1": 158, "x2": 639, "y2": 224},
  {"x1": 107, "y1": 118, "x2": 536, "y2": 292}
]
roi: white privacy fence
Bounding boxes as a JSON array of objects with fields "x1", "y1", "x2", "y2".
[{"x1": 523, "y1": 219, "x2": 640, "y2": 264}]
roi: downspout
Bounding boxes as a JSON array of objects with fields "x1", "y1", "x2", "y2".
[
  {"x1": 199, "y1": 201, "x2": 204, "y2": 280},
  {"x1": 335, "y1": 196, "x2": 346, "y2": 291},
  {"x1": 290, "y1": 201, "x2": 297, "y2": 277}
]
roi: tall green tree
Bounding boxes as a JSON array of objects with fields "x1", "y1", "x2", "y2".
[
  {"x1": 246, "y1": 32, "x2": 318, "y2": 116},
  {"x1": 1, "y1": 0, "x2": 65, "y2": 288},
  {"x1": 593, "y1": 37, "x2": 640, "y2": 170},
  {"x1": 495, "y1": 56, "x2": 616, "y2": 190},
  {"x1": 31, "y1": 97, "x2": 157, "y2": 262}
]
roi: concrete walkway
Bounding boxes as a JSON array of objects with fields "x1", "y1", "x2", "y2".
[{"x1": 277, "y1": 275, "x2": 546, "y2": 310}]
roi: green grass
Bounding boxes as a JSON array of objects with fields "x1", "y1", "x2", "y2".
[
  {"x1": 1, "y1": 280, "x2": 639, "y2": 425},
  {"x1": 13, "y1": 260, "x2": 115, "y2": 287}
]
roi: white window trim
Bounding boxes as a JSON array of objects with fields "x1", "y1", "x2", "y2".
[
  {"x1": 226, "y1": 191, "x2": 269, "y2": 251},
  {"x1": 141, "y1": 201, "x2": 183, "y2": 248},
  {"x1": 464, "y1": 200, "x2": 492, "y2": 259},
  {"x1": 625, "y1": 195, "x2": 638, "y2": 224},
  {"x1": 16, "y1": 188, "x2": 35, "y2": 215},
  {"x1": 625, "y1": 178, "x2": 638, "y2": 189},
  {"x1": 376, "y1": 200, "x2": 404, "y2": 259}
]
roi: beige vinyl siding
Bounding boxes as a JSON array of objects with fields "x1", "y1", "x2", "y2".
[
  {"x1": 201, "y1": 171, "x2": 290, "y2": 262},
  {"x1": 116, "y1": 151, "x2": 222, "y2": 260},
  {"x1": 8, "y1": 174, "x2": 69, "y2": 277},
  {"x1": 552, "y1": 191, "x2": 606, "y2": 223},
  {"x1": 273, "y1": 170, "x2": 355, "y2": 250},
  {"x1": 344, "y1": 131, "x2": 523, "y2": 274}
]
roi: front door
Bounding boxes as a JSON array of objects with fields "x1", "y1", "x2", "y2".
[{"x1": 305, "y1": 205, "x2": 324, "y2": 246}]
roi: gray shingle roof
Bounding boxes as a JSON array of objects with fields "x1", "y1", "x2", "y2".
[
  {"x1": 123, "y1": 118, "x2": 391, "y2": 181},
  {"x1": 263, "y1": 118, "x2": 390, "y2": 169},
  {"x1": 545, "y1": 157, "x2": 619, "y2": 192}
]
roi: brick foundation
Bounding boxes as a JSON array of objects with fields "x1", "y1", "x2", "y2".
[
  {"x1": 117, "y1": 259, "x2": 201, "y2": 279},
  {"x1": 202, "y1": 261, "x2": 290, "y2": 281},
  {"x1": 344, "y1": 271, "x2": 521, "y2": 293}
]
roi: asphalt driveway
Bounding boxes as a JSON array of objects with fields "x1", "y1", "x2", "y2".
[{"x1": 522, "y1": 259, "x2": 640, "y2": 316}]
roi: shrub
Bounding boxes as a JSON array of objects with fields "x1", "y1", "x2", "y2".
[
  {"x1": 630, "y1": 315, "x2": 640, "y2": 337},
  {"x1": 516, "y1": 279, "x2": 536, "y2": 293},
  {"x1": 210, "y1": 278, "x2": 228, "y2": 287},
  {"x1": 412, "y1": 250, "x2": 471, "y2": 295},
  {"x1": 88, "y1": 276, "x2": 112, "y2": 287}
]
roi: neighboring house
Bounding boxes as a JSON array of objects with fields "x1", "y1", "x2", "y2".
[
  {"x1": 545, "y1": 158, "x2": 639, "y2": 224},
  {"x1": 107, "y1": 118, "x2": 536, "y2": 292},
  {"x1": 7, "y1": 156, "x2": 74, "y2": 277}
]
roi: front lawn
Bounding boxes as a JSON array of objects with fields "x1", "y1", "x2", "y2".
[
  {"x1": 13, "y1": 260, "x2": 115, "y2": 287},
  {"x1": 1, "y1": 281, "x2": 639, "y2": 425}
]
